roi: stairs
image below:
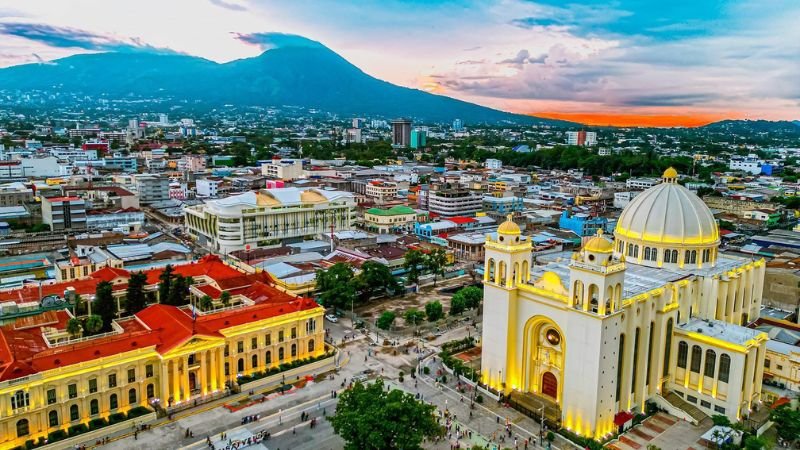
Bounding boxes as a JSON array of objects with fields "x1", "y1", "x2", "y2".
[{"x1": 663, "y1": 392, "x2": 709, "y2": 423}]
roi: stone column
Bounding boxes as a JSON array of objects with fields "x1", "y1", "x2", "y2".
[
  {"x1": 171, "y1": 359, "x2": 180, "y2": 404},
  {"x1": 200, "y1": 351, "x2": 208, "y2": 396},
  {"x1": 218, "y1": 348, "x2": 226, "y2": 387},
  {"x1": 753, "y1": 344, "x2": 765, "y2": 404},
  {"x1": 698, "y1": 347, "x2": 707, "y2": 393},
  {"x1": 182, "y1": 355, "x2": 191, "y2": 401},
  {"x1": 210, "y1": 349, "x2": 218, "y2": 392},
  {"x1": 742, "y1": 350, "x2": 757, "y2": 413},
  {"x1": 160, "y1": 362, "x2": 169, "y2": 403}
]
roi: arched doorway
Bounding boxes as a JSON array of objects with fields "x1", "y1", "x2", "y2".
[{"x1": 541, "y1": 372, "x2": 558, "y2": 399}]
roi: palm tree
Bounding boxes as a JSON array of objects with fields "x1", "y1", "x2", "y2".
[
  {"x1": 199, "y1": 295, "x2": 213, "y2": 311},
  {"x1": 84, "y1": 315, "x2": 103, "y2": 335},
  {"x1": 66, "y1": 318, "x2": 82, "y2": 338},
  {"x1": 220, "y1": 291, "x2": 231, "y2": 307}
]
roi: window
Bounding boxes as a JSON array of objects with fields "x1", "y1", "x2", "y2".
[
  {"x1": 128, "y1": 388, "x2": 137, "y2": 405},
  {"x1": 224, "y1": 345, "x2": 230, "y2": 357},
  {"x1": 704, "y1": 350, "x2": 716, "y2": 377},
  {"x1": 291, "y1": 343, "x2": 297, "y2": 358},
  {"x1": 49, "y1": 410, "x2": 59, "y2": 427},
  {"x1": 719, "y1": 354, "x2": 731, "y2": 383},
  {"x1": 764, "y1": 359, "x2": 770, "y2": 368},
  {"x1": 224, "y1": 362, "x2": 230, "y2": 376},
  {"x1": 700, "y1": 400, "x2": 711, "y2": 408},
  {"x1": 266, "y1": 351, "x2": 272, "y2": 364},
  {"x1": 47, "y1": 388, "x2": 57, "y2": 405},
  {"x1": 146, "y1": 364, "x2": 154, "y2": 378},
  {"x1": 108, "y1": 373, "x2": 117, "y2": 388},
  {"x1": 251, "y1": 337, "x2": 258, "y2": 350},
  {"x1": 686, "y1": 395, "x2": 697, "y2": 404},
  {"x1": 278, "y1": 330, "x2": 285, "y2": 342},
  {"x1": 690, "y1": 345, "x2": 702, "y2": 373},
  {"x1": 714, "y1": 405, "x2": 726, "y2": 414},
  {"x1": 16, "y1": 419, "x2": 29, "y2": 437},
  {"x1": 279, "y1": 347, "x2": 285, "y2": 360},
  {"x1": 663, "y1": 319, "x2": 673, "y2": 377},
  {"x1": 237, "y1": 358, "x2": 244, "y2": 373},
  {"x1": 90, "y1": 399, "x2": 99, "y2": 416},
  {"x1": 87, "y1": 378, "x2": 98, "y2": 393},
  {"x1": 128, "y1": 368, "x2": 136, "y2": 383},
  {"x1": 308, "y1": 340, "x2": 315, "y2": 353},
  {"x1": 644, "y1": 247, "x2": 651, "y2": 261},
  {"x1": 677, "y1": 341, "x2": 688, "y2": 369},
  {"x1": 110, "y1": 394, "x2": 118, "y2": 410},
  {"x1": 265, "y1": 334, "x2": 271, "y2": 346},
  {"x1": 291, "y1": 327, "x2": 297, "y2": 339},
  {"x1": 70, "y1": 404, "x2": 79, "y2": 421},
  {"x1": 237, "y1": 341, "x2": 244, "y2": 353},
  {"x1": 307, "y1": 319, "x2": 316, "y2": 333},
  {"x1": 777, "y1": 364, "x2": 783, "y2": 371},
  {"x1": 146, "y1": 384, "x2": 154, "y2": 399},
  {"x1": 11, "y1": 390, "x2": 29, "y2": 410},
  {"x1": 252, "y1": 354, "x2": 258, "y2": 369}
]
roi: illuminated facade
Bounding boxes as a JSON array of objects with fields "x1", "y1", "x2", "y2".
[
  {"x1": 481, "y1": 169, "x2": 768, "y2": 440},
  {"x1": 0, "y1": 257, "x2": 325, "y2": 448}
]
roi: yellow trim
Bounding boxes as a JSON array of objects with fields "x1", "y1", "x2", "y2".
[{"x1": 679, "y1": 330, "x2": 768, "y2": 353}]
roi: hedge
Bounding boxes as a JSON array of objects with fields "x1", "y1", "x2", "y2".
[{"x1": 127, "y1": 406, "x2": 151, "y2": 419}]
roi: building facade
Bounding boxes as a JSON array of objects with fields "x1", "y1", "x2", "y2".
[
  {"x1": 185, "y1": 187, "x2": 356, "y2": 253},
  {"x1": 134, "y1": 176, "x2": 170, "y2": 204},
  {"x1": 260, "y1": 160, "x2": 303, "y2": 181},
  {"x1": 427, "y1": 190, "x2": 483, "y2": 218},
  {"x1": 363, "y1": 205, "x2": 416, "y2": 234},
  {"x1": 42, "y1": 196, "x2": 87, "y2": 231},
  {"x1": 391, "y1": 119, "x2": 412, "y2": 147},
  {"x1": 481, "y1": 169, "x2": 768, "y2": 440}
]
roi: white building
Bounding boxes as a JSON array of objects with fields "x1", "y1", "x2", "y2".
[
  {"x1": 613, "y1": 192, "x2": 638, "y2": 209},
  {"x1": 196, "y1": 178, "x2": 221, "y2": 198},
  {"x1": 626, "y1": 177, "x2": 660, "y2": 190},
  {"x1": 481, "y1": 168, "x2": 768, "y2": 440},
  {"x1": 261, "y1": 159, "x2": 303, "y2": 181},
  {"x1": 729, "y1": 154, "x2": 764, "y2": 175},
  {"x1": 485, "y1": 159, "x2": 503, "y2": 170},
  {"x1": 0, "y1": 157, "x2": 61, "y2": 179},
  {"x1": 566, "y1": 131, "x2": 597, "y2": 146}
]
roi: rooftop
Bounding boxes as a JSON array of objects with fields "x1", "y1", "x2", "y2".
[{"x1": 677, "y1": 317, "x2": 764, "y2": 346}]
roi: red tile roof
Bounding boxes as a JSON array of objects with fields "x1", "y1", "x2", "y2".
[{"x1": 447, "y1": 216, "x2": 477, "y2": 225}]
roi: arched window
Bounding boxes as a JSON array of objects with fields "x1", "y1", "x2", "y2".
[
  {"x1": 616, "y1": 334, "x2": 625, "y2": 401},
  {"x1": 663, "y1": 319, "x2": 673, "y2": 376},
  {"x1": 237, "y1": 358, "x2": 245, "y2": 373},
  {"x1": 49, "y1": 410, "x2": 59, "y2": 427},
  {"x1": 90, "y1": 399, "x2": 99, "y2": 416},
  {"x1": 128, "y1": 388, "x2": 137, "y2": 405},
  {"x1": 671, "y1": 250, "x2": 678, "y2": 263},
  {"x1": 16, "y1": 419, "x2": 29, "y2": 437},
  {"x1": 146, "y1": 384, "x2": 154, "y2": 399},
  {"x1": 278, "y1": 347, "x2": 285, "y2": 360},
  {"x1": 677, "y1": 341, "x2": 688, "y2": 368},
  {"x1": 719, "y1": 354, "x2": 731, "y2": 383},
  {"x1": 704, "y1": 350, "x2": 716, "y2": 377},
  {"x1": 109, "y1": 393, "x2": 118, "y2": 410},
  {"x1": 644, "y1": 247, "x2": 651, "y2": 261},
  {"x1": 291, "y1": 343, "x2": 297, "y2": 358},
  {"x1": 266, "y1": 351, "x2": 272, "y2": 364},
  {"x1": 664, "y1": 249, "x2": 672, "y2": 263},
  {"x1": 646, "y1": 322, "x2": 655, "y2": 380},
  {"x1": 627, "y1": 243, "x2": 634, "y2": 256},
  {"x1": 11, "y1": 390, "x2": 29, "y2": 410},
  {"x1": 690, "y1": 345, "x2": 702, "y2": 373},
  {"x1": 308, "y1": 339, "x2": 315, "y2": 353},
  {"x1": 684, "y1": 250, "x2": 691, "y2": 264},
  {"x1": 70, "y1": 404, "x2": 79, "y2": 421},
  {"x1": 633, "y1": 245, "x2": 639, "y2": 258},
  {"x1": 252, "y1": 354, "x2": 258, "y2": 369},
  {"x1": 631, "y1": 328, "x2": 640, "y2": 394}
]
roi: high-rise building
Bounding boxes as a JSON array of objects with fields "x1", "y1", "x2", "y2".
[
  {"x1": 352, "y1": 118, "x2": 364, "y2": 129},
  {"x1": 42, "y1": 196, "x2": 87, "y2": 231},
  {"x1": 391, "y1": 118, "x2": 412, "y2": 147},
  {"x1": 452, "y1": 118, "x2": 464, "y2": 131},
  {"x1": 566, "y1": 130, "x2": 597, "y2": 146},
  {"x1": 410, "y1": 129, "x2": 427, "y2": 149}
]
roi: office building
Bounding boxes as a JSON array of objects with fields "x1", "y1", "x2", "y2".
[
  {"x1": 134, "y1": 175, "x2": 170, "y2": 204},
  {"x1": 260, "y1": 159, "x2": 303, "y2": 181},
  {"x1": 566, "y1": 130, "x2": 597, "y2": 146},
  {"x1": 184, "y1": 187, "x2": 356, "y2": 253},
  {"x1": 485, "y1": 159, "x2": 503, "y2": 170},
  {"x1": 427, "y1": 189, "x2": 483, "y2": 218},
  {"x1": 410, "y1": 129, "x2": 427, "y2": 149},
  {"x1": 452, "y1": 118, "x2": 464, "y2": 131},
  {"x1": 391, "y1": 118, "x2": 412, "y2": 147},
  {"x1": 42, "y1": 196, "x2": 87, "y2": 231}
]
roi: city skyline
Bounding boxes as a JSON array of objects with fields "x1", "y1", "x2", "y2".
[{"x1": 0, "y1": 0, "x2": 798, "y2": 127}]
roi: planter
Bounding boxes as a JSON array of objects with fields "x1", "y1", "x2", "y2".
[{"x1": 239, "y1": 354, "x2": 336, "y2": 392}]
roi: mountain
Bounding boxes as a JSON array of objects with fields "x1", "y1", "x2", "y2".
[
  {"x1": 0, "y1": 39, "x2": 566, "y2": 125},
  {"x1": 702, "y1": 119, "x2": 800, "y2": 135}
]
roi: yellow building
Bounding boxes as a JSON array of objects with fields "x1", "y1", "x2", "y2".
[
  {"x1": 363, "y1": 205, "x2": 417, "y2": 234},
  {"x1": 0, "y1": 259, "x2": 326, "y2": 449}
]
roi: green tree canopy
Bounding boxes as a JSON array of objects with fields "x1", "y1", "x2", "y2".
[
  {"x1": 84, "y1": 315, "x2": 104, "y2": 335},
  {"x1": 403, "y1": 250, "x2": 426, "y2": 285},
  {"x1": 425, "y1": 301, "x2": 444, "y2": 322},
  {"x1": 199, "y1": 294, "x2": 213, "y2": 311},
  {"x1": 450, "y1": 296, "x2": 466, "y2": 316},
  {"x1": 94, "y1": 281, "x2": 116, "y2": 332},
  {"x1": 220, "y1": 290, "x2": 232, "y2": 306},
  {"x1": 158, "y1": 264, "x2": 174, "y2": 303},
  {"x1": 329, "y1": 379, "x2": 442, "y2": 450},
  {"x1": 425, "y1": 248, "x2": 449, "y2": 286},
  {"x1": 771, "y1": 405, "x2": 800, "y2": 441},
  {"x1": 316, "y1": 263, "x2": 357, "y2": 310},
  {"x1": 404, "y1": 309, "x2": 425, "y2": 326},
  {"x1": 356, "y1": 261, "x2": 401, "y2": 300},
  {"x1": 66, "y1": 317, "x2": 82, "y2": 338},
  {"x1": 125, "y1": 271, "x2": 148, "y2": 314},
  {"x1": 376, "y1": 311, "x2": 396, "y2": 330},
  {"x1": 455, "y1": 286, "x2": 483, "y2": 310}
]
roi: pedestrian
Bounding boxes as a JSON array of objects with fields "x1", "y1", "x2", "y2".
[{"x1": 134, "y1": 431, "x2": 138, "y2": 440}]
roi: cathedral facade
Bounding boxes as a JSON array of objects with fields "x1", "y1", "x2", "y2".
[{"x1": 480, "y1": 169, "x2": 768, "y2": 439}]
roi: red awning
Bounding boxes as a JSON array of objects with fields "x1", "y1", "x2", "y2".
[{"x1": 614, "y1": 411, "x2": 634, "y2": 426}]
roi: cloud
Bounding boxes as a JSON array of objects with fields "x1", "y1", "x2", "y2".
[
  {"x1": 209, "y1": 0, "x2": 247, "y2": 12},
  {"x1": 232, "y1": 32, "x2": 325, "y2": 51},
  {"x1": 0, "y1": 22, "x2": 172, "y2": 53},
  {"x1": 497, "y1": 49, "x2": 547, "y2": 66}
]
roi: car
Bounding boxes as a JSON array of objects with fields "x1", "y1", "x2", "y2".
[{"x1": 325, "y1": 314, "x2": 338, "y2": 323}]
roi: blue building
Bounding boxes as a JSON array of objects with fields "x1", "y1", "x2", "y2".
[
  {"x1": 410, "y1": 129, "x2": 427, "y2": 149},
  {"x1": 483, "y1": 196, "x2": 524, "y2": 215},
  {"x1": 558, "y1": 210, "x2": 608, "y2": 237},
  {"x1": 104, "y1": 156, "x2": 138, "y2": 172}
]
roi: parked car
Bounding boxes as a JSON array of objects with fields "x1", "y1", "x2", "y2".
[{"x1": 325, "y1": 314, "x2": 339, "y2": 323}]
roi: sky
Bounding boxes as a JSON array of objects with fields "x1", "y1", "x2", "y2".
[{"x1": 0, "y1": 0, "x2": 798, "y2": 127}]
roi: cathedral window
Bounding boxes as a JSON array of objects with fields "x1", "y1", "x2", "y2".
[
  {"x1": 690, "y1": 345, "x2": 702, "y2": 373},
  {"x1": 704, "y1": 350, "x2": 716, "y2": 377},
  {"x1": 663, "y1": 319, "x2": 673, "y2": 377},
  {"x1": 677, "y1": 341, "x2": 688, "y2": 368},
  {"x1": 718, "y1": 354, "x2": 731, "y2": 383}
]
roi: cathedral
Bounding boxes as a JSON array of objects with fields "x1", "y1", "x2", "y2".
[{"x1": 480, "y1": 168, "x2": 768, "y2": 439}]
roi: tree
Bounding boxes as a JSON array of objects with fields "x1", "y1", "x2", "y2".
[
  {"x1": 450, "y1": 296, "x2": 466, "y2": 316},
  {"x1": 425, "y1": 248, "x2": 449, "y2": 286},
  {"x1": 404, "y1": 309, "x2": 425, "y2": 326},
  {"x1": 158, "y1": 264, "x2": 174, "y2": 303},
  {"x1": 455, "y1": 286, "x2": 483, "y2": 310},
  {"x1": 743, "y1": 436, "x2": 767, "y2": 450},
  {"x1": 84, "y1": 315, "x2": 104, "y2": 335},
  {"x1": 220, "y1": 291, "x2": 232, "y2": 307},
  {"x1": 377, "y1": 311, "x2": 396, "y2": 330},
  {"x1": 66, "y1": 318, "x2": 82, "y2": 338},
  {"x1": 403, "y1": 250, "x2": 426, "y2": 285},
  {"x1": 771, "y1": 405, "x2": 800, "y2": 442},
  {"x1": 316, "y1": 263, "x2": 357, "y2": 311},
  {"x1": 126, "y1": 272, "x2": 148, "y2": 314},
  {"x1": 329, "y1": 379, "x2": 442, "y2": 450},
  {"x1": 72, "y1": 294, "x2": 85, "y2": 316},
  {"x1": 167, "y1": 275, "x2": 191, "y2": 306},
  {"x1": 425, "y1": 301, "x2": 444, "y2": 322},
  {"x1": 199, "y1": 295, "x2": 213, "y2": 311},
  {"x1": 356, "y1": 261, "x2": 400, "y2": 300},
  {"x1": 94, "y1": 281, "x2": 116, "y2": 332},
  {"x1": 711, "y1": 415, "x2": 731, "y2": 427}
]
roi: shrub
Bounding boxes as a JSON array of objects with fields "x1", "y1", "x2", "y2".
[
  {"x1": 89, "y1": 418, "x2": 108, "y2": 430},
  {"x1": 423, "y1": 366, "x2": 430, "y2": 375},
  {"x1": 108, "y1": 412, "x2": 127, "y2": 424},
  {"x1": 441, "y1": 375, "x2": 447, "y2": 383},
  {"x1": 24, "y1": 440, "x2": 35, "y2": 450},
  {"x1": 476, "y1": 394, "x2": 484, "y2": 404},
  {"x1": 377, "y1": 311, "x2": 396, "y2": 330},
  {"x1": 48, "y1": 430, "x2": 67, "y2": 442},
  {"x1": 68, "y1": 423, "x2": 89, "y2": 436},
  {"x1": 127, "y1": 406, "x2": 151, "y2": 419}
]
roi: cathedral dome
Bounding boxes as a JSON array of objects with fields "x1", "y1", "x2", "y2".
[
  {"x1": 497, "y1": 215, "x2": 521, "y2": 235},
  {"x1": 615, "y1": 169, "x2": 718, "y2": 246},
  {"x1": 584, "y1": 229, "x2": 613, "y2": 253}
]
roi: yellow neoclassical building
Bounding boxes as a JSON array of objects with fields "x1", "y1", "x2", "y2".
[
  {"x1": 0, "y1": 269, "x2": 325, "y2": 449},
  {"x1": 481, "y1": 169, "x2": 769, "y2": 440}
]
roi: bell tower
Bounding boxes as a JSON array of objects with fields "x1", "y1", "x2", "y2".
[{"x1": 568, "y1": 229, "x2": 625, "y2": 315}]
